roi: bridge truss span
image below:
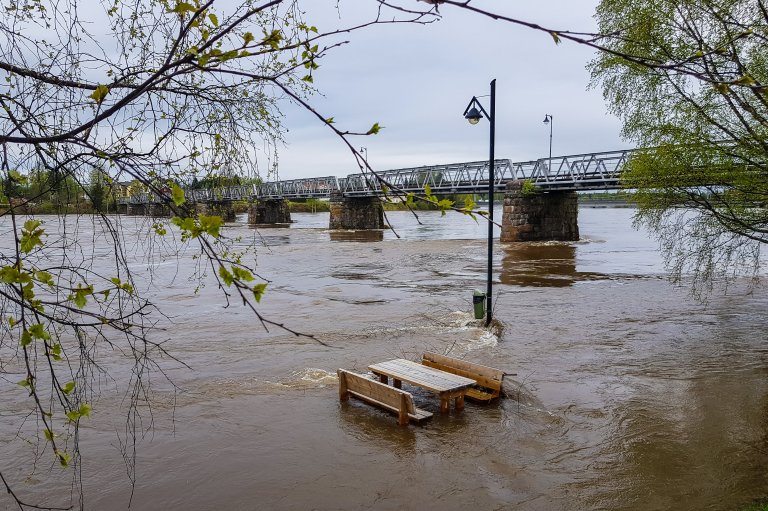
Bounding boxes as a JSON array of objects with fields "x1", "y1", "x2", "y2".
[{"x1": 118, "y1": 149, "x2": 635, "y2": 205}]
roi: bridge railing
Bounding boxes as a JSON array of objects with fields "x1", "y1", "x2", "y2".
[
  {"x1": 530, "y1": 149, "x2": 633, "y2": 190},
  {"x1": 339, "y1": 159, "x2": 528, "y2": 196},
  {"x1": 117, "y1": 149, "x2": 636, "y2": 205}
]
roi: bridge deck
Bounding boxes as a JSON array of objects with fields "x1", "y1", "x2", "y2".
[{"x1": 119, "y1": 149, "x2": 632, "y2": 204}]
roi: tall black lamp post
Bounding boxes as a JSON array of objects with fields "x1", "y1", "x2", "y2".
[
  {"x1": 543, "y1": 114, "x2": 553, "y2": 175},
  {"x1": 463, "y1": 79, "x2": 496, "y2": 327}
]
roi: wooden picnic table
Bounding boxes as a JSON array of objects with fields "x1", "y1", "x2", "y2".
[{"x1": 368, "y1": 359, "x2": 476, "y2": 414}]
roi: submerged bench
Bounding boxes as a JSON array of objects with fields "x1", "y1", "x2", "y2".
[
  {"x1": 421, "y1": 352, "x2": 504, "y2": 403},
  {"x1": 337, "y1": 369, "x2": 433, "y2": 426}
]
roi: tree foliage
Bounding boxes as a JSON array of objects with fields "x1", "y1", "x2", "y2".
[
  {"x1": 590, "y1": 0, "x2": 768, "y2": 294},
  {"x1": 0, "y1": 0, "x2": 433, "y2": 508}
]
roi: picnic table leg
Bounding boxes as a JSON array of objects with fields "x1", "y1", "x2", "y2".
[
  {"x1": 393, "y1": 379, "x2": 402, "y2": 389},
  {"x1": 455, "y1": 393, "x2": 465, "y2": 411},
  {"x1": 378, "y1": 374, "x2": 388, "y2": 385},
  {"x1": 440, "y1": 396, "x2": 450, "y2": 414}
]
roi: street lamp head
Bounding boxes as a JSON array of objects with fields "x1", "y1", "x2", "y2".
[
  {"x1": 465, "y1": 106, "x2": 483, "y2": 125},
  {"x1": 543, "y1": 114, "x2": 551, "y2": 125}
]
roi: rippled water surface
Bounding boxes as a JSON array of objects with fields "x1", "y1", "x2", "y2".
[{"x1": 1, "y1": 208, "x2": 767, "y2": 510}]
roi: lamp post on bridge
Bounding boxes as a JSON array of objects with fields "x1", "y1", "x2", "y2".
[
  {"x1": 463, "y1": 79, "x2": 496, "y2": 328},
  {"x1": 543, "y1": 114, "x2": 553, "y2": 176}
]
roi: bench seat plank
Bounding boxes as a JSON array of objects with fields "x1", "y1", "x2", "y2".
[
  {"x1": 346, "y1": 390, "x2": 432, "y2": 421},
  {"x1": 422, "y1": 352, "x2": 505, "y2": 402},
  {"x1": 465, "y1": 387, "x2": 495, "y2": 403},
  {"x1": 338, "y1": 369, "x2": 433, "y2": 425}
]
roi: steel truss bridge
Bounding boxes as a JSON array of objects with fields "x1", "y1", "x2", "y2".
[{"x1": 122, "y1": 149, "x2": 633, "y2": 204}]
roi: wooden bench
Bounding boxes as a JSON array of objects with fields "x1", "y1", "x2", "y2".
[
  {"x1": 337, "y1": 369, "x2": 433, "y2": 426},
  {"x1": 421, "y1": 352, "x2": 504, "y2": 403}
]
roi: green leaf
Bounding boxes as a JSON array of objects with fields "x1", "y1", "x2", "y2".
[
  {"x1": 28, "y1": 323, "x2": 51, "y2": 341},
  {"x1": 62, "y1": 381, "x2": 76, "y2": 395},
  {"x1": 208, "y1": 12, "x2": 218, "y2": 27},
  {"x1": 88, "y1": 84, "x2": 110, "y2": 104},
  {"x1": 79, "y1": 403, "x2": 92, "y2": 417},
  {"x1": 56, "y1": 450, "x2": 71, "y2": 467},
  {"x1": 22, "y1": 282, "x2": 34, "y2": 300},
  {"x1": 20, "y1": 330, "x2": 32, "y2": 347},
  {"x1": 198, "y1": 214, "x2": 223, "y2": 238},
  {"x1": 23, "y1": 219, "x2": 41, "y2": 232},
  {"x1": 18, "y1": 377, "x2": 30, "y2": 388},
  {"x1": 365, "y1": 123, "x2": 382, "y2": 135},
  {"x1": 261, "y1": 29, "x2": 282, "y2": 50},
  {"x1": 20, "y1": 219, "x2": 44, "y2": 253},
  {"x1": 51, "y1": 343, "x2": 62, "y2": 361},
  {"x1": 243, "y1": 31, "x2": 254, "y2": 45},
  {"x1": 170, "y1": 183, "x2": 185, "y2": 206},
  {"x1": 325, "y1": 117, "x2": 334, "y2": 124},
  {"x1": 169, "y1": 1, "x2": 195, "y2": 15},
  {"x1": 550, "y1": 31, "x2": 561, "y2": 45},
  {"x1": 252, "y1": 283, "x2": 267, "y2": 303},
  {"x1": 218, "y1": 266, "x2": 233, "y2": 286},
  {"x1": 232, "y1": 266, "x2": 254, "y2": 282},
  {"x1": 44, "y1": 428, "x2": 54, "y2": 442},
  {"x1": 69, "y1": 285, "x2": 94, "y2": 309},
  {"x1": 424, "y1": 184, "x2": 432, "y2": 197},
  {"x1": 0, "y1": 266, "x2": 31, "y2": 284},
  {"x1": 66, "y1": 410, "x2": 81, "y2": 422},
  {"x1": 35, "y1": 271, "x2": 54, "y2": 287}
]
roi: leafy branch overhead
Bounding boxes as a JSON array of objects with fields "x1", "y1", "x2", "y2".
[{"x1": 0, "y1": 2, "x2": 440, "y2": 506}]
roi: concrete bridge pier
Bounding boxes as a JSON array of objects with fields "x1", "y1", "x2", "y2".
[
  {"x1": 248, "y1": 199, "x2": 291, "y2": 224},
  {"x1": 126, "y1": 203, "x2": 144, "y2": 216},
  {"x1": 329, "y1": 191, "x2": 384, "y2": 230},
  {"x1": 500, "y1": 181, "x2": 579, "y2": 242},
  {"x1": 196, "y1": 201, "x2": 236, "y2": 222},
  {"x1": 146, "y1": 203, "x2": 171, "y2": 218}
]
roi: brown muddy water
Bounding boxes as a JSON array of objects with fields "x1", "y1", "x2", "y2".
[{"x1": 1, "y1": 208, "x2": 767, "y2": 510}]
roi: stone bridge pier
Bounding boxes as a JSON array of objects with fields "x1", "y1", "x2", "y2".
[
  {"x1": 501, "y1": 181, "x2": 579, "y2": 242},
  {"x1": 248, "y1": 199, "x2": 291, "y2": 224},
  {"x1": 196, "y1": 201, "x2": 236, "y2": 222},
  {"x1": 123, "y1": 203, "x2": 171, "y2": 217},
  {"x1": 329, "y1": 191, "x2": 384, "y2": 230}
]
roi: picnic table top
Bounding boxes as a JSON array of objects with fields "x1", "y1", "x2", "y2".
[{"x1": 368, "y1": 358, "x2": 476, "y2": 394}]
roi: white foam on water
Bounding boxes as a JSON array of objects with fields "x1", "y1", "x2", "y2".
[
  {"x1": 290, "y1": 367, "x2": 338, "y2": 386},
  {"x1": 460, "y1": 330, "x2": 499, "y2": 351},
  {"x1": 446, "y1": 310, "x2": 477, "y2": 329}
]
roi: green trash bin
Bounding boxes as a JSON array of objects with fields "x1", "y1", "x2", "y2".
[{"x1": 472, "y1": 290, "x2": 486, "y2": 320}]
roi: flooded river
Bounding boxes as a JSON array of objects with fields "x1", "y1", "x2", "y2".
[{"x1": 2, "y1": 208, "x2": 767, "y2": 510}]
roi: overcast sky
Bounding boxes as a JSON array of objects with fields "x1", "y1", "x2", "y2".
[{"x1": 273, "y1": 1, "x2": 627, "y2": 180}]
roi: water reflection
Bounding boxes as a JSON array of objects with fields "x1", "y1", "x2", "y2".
[
  {"x1": 338, "y1": 401, "x2": 417, "y2": 455},
  {"x1": 329, "y1": 230, "x2": 384, "y2": 242},
  {"x1": 500, "y1": 244, "x2": 579, "y2": 287},
  {"x1": 248, "y1": 222, "x2": 292, "y2": 228}
]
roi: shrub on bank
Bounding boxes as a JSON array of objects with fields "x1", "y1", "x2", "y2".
[
  {"x1": 232, "y1": 200, "x2": 250, "y2": 213},
  {"x1": 288, "y1": 199, "x2": 330, "y2": 212}
]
